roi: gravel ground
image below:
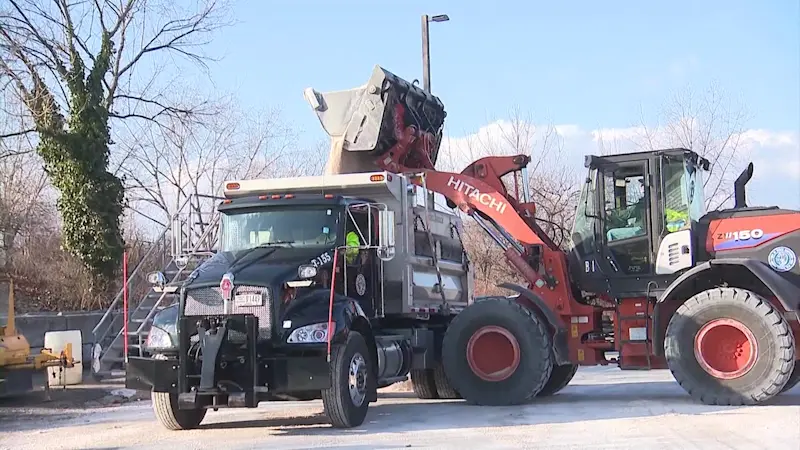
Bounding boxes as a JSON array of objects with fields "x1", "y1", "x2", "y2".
[{"x1": 1, "y1": 367, "x2": 799, "y2": 450}]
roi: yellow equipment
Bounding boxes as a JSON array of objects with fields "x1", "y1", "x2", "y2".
[{"x1": 1, "y1": 277, "x2": 78, "y2": 397}]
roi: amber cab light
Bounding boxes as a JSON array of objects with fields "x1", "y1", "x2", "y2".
[
  {"x1": 226, "y1": 182, "x2": 240, "y2": 190},
  {"x1": 258, "y1": 195, "x2": 268, "y2": 200},
  {"x1": 285, "y1": 194, "x2": 295, "y2": 199},
  {"x1": 271, "y1": 194, "x2": 281, "y2": 199},
  {"x1": 324, "y1": 194, "x2": 334, "y2": 199},
  {"x1": 370, "y1": 174, "x2": 385, "y2": 182}
]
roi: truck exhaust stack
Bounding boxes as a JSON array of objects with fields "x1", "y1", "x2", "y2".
[{"x1": 304, "y1": 65, "x2": 447, "y2": 175}]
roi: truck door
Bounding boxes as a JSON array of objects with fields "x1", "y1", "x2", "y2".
[{"x1": 344, "y1": 205, "x2": 381, "y2": 317}]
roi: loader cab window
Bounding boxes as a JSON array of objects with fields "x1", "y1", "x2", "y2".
[
  {"x1": 660, "y1": 155, "x2": 706, "y2": 232},
  {"x1": 603, "y1": 171, "x2": 647, "y2": 242},
  {"x1": 571, "y1": 168, "x2": 599, "y2": 256},
  {"x1": 601, "y1": 164, "x2": 652, "y2": 275}
]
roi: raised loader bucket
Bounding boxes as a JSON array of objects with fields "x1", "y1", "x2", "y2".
[{"x1": 304, "y1": 65, "x2": 447, "y2": 175}]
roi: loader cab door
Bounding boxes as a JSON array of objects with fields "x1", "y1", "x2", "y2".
[
  {"x1": 599, "y1": 161, "x2": 654, "y2": 278},
  {"x1": 570, "y1": 156, "x2": 660, "y2": 297}
]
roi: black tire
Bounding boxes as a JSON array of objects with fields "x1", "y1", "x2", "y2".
[
  {"x1": 322, "y1": 331, "x2": 371, "y2": 428},
  {"x1": 410, "y1": 369, "x2": 438, "y2": 399},
  {"x1": 781, "y1": 361, "x2": 800, "y2": 393},
  {"x1": 433, "y1": 363, "x2": 461, "y2": 399},
  {"x1": 152, "y1": 391, "x2": 206, "y2": 430},
  {"x1": 664, "y1": 287, "x2": 796, "y2": 406},
  {"x1": 538, "y1": 363, "x2": 578, "y2": 397},
  {"x1": 442, "y1": 296, "x2": 553, "y2": 406}
]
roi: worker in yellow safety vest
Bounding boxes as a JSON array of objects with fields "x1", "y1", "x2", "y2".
[{"x1": 345, "y1": 230, "x2": 360, "y2": 264}]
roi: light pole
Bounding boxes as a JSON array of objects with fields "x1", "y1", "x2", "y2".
[{"x1": 421, "y1": 14, "x2": 449, "y2": 93}]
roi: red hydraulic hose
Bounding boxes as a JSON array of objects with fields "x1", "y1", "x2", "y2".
[{"x1": 326, "y1": 247, "x2": 339, "y2": 362}]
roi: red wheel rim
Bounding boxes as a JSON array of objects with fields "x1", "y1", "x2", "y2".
[
  {"x1": 466, "y1": 326, "x2": 521, "y2": 382},
  {"x1": 693, "y1": 318, "x2": 758, "y2": 380}
]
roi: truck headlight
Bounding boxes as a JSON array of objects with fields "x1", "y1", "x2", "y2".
[
  {"x1": 286, "y1": 322, "x2": 335, "y2": 343},
  {"x1": 298, "y1": 264, "x2": 318, "y2": 279},
  {"x1": 145, "y1": 325, "x2": 175, "y2": 350}
]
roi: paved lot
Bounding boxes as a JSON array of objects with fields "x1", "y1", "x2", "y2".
[{"x1": 1, "y1": 367, "x2": 799, "y2": 450}]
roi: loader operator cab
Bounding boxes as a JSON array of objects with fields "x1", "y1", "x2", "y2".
[{"x1": 569, "y1": 148, "x2": 709, "y2": 298}]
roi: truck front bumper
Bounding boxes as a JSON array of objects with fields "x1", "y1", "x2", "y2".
[{"x1": 125, "y1": 315, "x2": 333, "y2": 406}]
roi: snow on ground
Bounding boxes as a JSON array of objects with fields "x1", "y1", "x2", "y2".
[{"x1": 1, "y1": 367, "x2": 798, "y2": 450}]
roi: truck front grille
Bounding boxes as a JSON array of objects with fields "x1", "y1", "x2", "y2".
[{"x1": 184, "y1": 285, "x2": 273, "y2": 339}]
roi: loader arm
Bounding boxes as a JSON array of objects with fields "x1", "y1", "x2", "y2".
[{"x1": 305, "y1": 64, "x2": 576, "y2": 311}]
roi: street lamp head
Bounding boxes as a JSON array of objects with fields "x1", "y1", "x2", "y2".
[{"x1": 430, "y1": 14, "x2": 450, "y2": 22}]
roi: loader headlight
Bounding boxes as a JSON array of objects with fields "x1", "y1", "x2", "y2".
[
  {"x1": 286, "y1": 322, "x2": 335, "y2": 344},
  {"x1": 145, "y1": 325, "x2": 175, "y2": 350}
]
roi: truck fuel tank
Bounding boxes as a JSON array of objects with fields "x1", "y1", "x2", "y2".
[{"x1": 304, "y1": 65, "x2": 446, "y2": 175}]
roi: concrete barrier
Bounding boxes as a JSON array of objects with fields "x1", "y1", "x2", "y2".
[{"x1": 0, "y1": 310, "x2": 114, "y2": 365}]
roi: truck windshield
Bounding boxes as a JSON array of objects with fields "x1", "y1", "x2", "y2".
[{"x1": 219, "y1": 207, "x2": 340, "y2": 252}]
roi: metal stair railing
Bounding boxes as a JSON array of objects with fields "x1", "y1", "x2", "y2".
[
  {"x1": 91, "y1": 195, "x2": 194, "y2": 350},
  {"x1": 126, "y1": 212, "x2": 221, "y2": 355}
]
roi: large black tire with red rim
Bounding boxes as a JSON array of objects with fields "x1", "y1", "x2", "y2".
[
  {"x1": 664, "y1": 287, "x2": 796, "y2": 406},
  {"x1": 442, "y1": 296, "x2": 553, "y2": 406}
]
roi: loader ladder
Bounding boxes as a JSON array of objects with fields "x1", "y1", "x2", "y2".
[{"x1": 90, "y1": 196, "x2": 220, "y2": 380}]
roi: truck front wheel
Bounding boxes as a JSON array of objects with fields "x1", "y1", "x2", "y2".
[
  {"x1": 442, "y1": 297, "x2": 553, "y2": 406},
  {"x1": 322, "y1": 331, "x2": 371, "y2": 428},
  {"x1": 665, "y1": 287, "x2": 796, "y2": 405},
  {"x1": 152, "y1": 391, "x2": 206, "y2": 430}
]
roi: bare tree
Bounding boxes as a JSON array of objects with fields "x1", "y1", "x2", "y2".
[
  {"x1": 597, "y1": 82, "x2": 749, "y2": 210},
  {"x1": 437, "y1": 107, "x2": 581, "y2": 294},
  {"x1": 120, "y1": 99, "x2": 328, "y2": 249},
  {"x1": 0, "y1": 0, "x2": 230, "y2": 285}
]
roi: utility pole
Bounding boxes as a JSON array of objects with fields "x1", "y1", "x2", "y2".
[
  {"x1": 420, "y1": 14, "x2": 449, "y2": 212},
  {"x1": 421, "y1": 14, "x2": 449, "y2": 93}
]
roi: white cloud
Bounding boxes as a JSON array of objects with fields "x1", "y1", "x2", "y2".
[{"x1": 438, "y1": 120, "x2": 800, "y2": 210}]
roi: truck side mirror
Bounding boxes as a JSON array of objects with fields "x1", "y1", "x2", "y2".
[{"x1": 377, "y1": 210, "x2": 395, "y2": 261}]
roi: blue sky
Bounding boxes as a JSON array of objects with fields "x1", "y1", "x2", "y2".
[{"x1": 183, "y1": 0, "x2": 800, "y2": 207}]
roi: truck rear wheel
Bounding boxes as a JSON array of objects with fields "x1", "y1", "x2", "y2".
[
  {"x1": 434, "y1": 363, "x2": 461, "y2": 399},
  {"x1": 538, "y1": 363, "x2": 578, "y2": 397},
  {"x1": 781, "y1": 361, "x2": 800, "y2": 393},
  {"x1": 322, "y1": 331, "x2": 371, "y2": 428},
  {"x1": 410, "y1": 369, "x2": 438, "y2": 399},
  {"x1": 664, "y1": 287, "x2": 796, "y2": 405},
  {"x1": 152, "y1": 391, "x2": 206, "y2": 430},
  {"x1": 442, "y1": 297, "x2": 553, "y2": 406}
]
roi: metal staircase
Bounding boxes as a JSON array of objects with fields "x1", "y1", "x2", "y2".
[{"x1": 91, "y1": 196, "x2": 220, "y2": 379}]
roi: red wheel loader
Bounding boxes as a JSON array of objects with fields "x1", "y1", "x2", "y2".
[{"x1": 306, "y1": 65, "x2": 800, "y2": 407}]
